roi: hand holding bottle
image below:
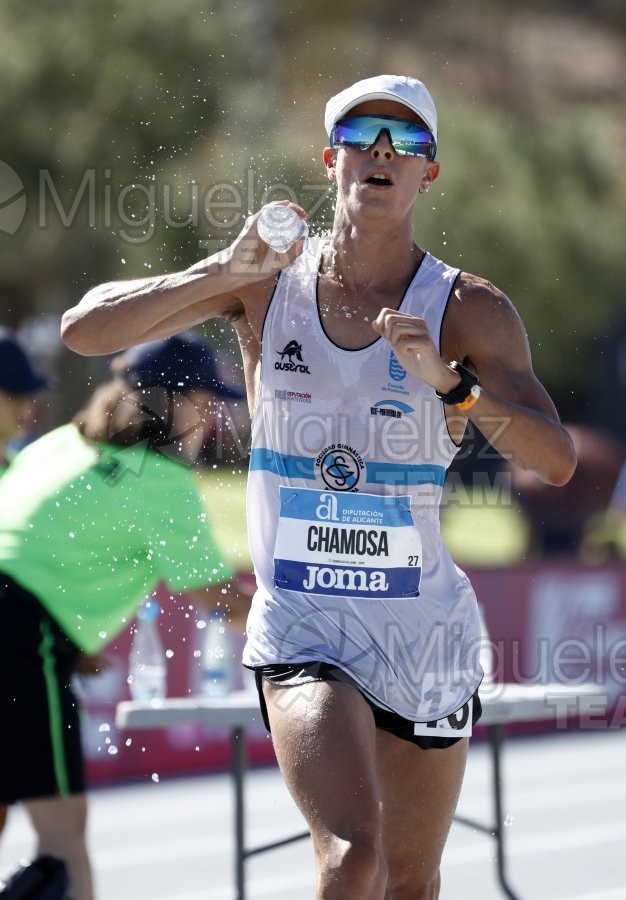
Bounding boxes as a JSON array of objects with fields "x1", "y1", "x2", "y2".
[{"x1": 257, "y1": 204, "x2": 308, "y2": 253}]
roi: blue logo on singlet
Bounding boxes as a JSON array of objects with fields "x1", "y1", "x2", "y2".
[
  {"x1": 372, "y1": 399, "x2": 414, "y2": 414},
  {"x1": 389, "y1": 352, "x2": 407, "y2": 381}
]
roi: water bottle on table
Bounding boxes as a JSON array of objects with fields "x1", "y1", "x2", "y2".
[
  {"x1": 201, "y1": 610, "x2": 234, "y2": 697},
  {"x1": 478, "y1": 604, "x2": 495, "y2": 685},
  {"x1": 128, "y1": 599, "x2": 167, "y2": 701}
]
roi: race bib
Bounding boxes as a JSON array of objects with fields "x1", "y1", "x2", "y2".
[
  {"x1": 273, "y1": 487, "x2": 421, "y2": 599},
  {"x1": 413, "y1": 697, "x2": 474, "y2": 738}
]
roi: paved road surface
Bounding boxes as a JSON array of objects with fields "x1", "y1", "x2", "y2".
[{"x1": 1, "y1": 728, "x2": 624, "y2": 899}]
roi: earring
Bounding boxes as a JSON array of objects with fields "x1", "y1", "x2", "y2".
[{"x1": 419, "y1": 182, "x2": 430, "y2": 194}]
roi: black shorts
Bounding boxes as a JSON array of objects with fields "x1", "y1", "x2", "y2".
[
  {"x1": 252, "y1": 661, "x2": 482, "y2": 750},
  {"x1": 0, "y1": 573, "x2": 85, "y2": 804}
]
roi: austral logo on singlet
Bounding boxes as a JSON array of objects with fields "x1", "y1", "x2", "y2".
[
  {"x1": 275, "y1": 340, "x2": 311, "y2": 374},
  {"x1": 315, "y1": 444, "x2": 364, "y2": 491}
]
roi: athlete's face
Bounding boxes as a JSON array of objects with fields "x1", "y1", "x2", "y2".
[{"x1": 323, "y1": 100, "x2": 440, "y2": 225}]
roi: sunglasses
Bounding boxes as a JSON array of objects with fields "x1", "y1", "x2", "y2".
[{"x1": 330, "y1": 114, "x2": 437, "y2": 161}]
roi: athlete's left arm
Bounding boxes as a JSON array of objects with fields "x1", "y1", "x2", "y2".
[{"x1": 443, "y1": 275, "x2": 576, "y2": 486}]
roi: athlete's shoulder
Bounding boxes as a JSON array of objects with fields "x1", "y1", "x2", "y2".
[
  {"x1": 451, "y1": 271, "x2": 522, "y2": 325},
  {"x1": 442, "y1": 270, "x2": 528, "y2": 361}
]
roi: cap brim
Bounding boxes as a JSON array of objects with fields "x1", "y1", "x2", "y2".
[
  {"x1": 8, "y1": 373, "x2": 57, "y2": 396},
  {"x1": 203, "y1": 380, "x2": 246, "y2": 401}
]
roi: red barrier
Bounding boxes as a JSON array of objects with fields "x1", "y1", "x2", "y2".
[
  {"x1": 472, "y1": 562, "x2": 625, "y2": 678},
  {"x1": 83, "y1": 562, "x2": 626, "y2": 785},
  {"x1": 470, "y1": 561, "x2": 626, "y2": 728}
]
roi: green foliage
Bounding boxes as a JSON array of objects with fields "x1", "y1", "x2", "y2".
[
  {"x1": 417, "y1": 101, "x2": 625, "y2": 414},
  {"x1": 0, "y1": 0, "x2": 230, "y2": 169},
  {"x1": 0, "y1": 0, "x2": 624, "y2": 426},
  {"x1": 0, "y1": 0, "x2": 239, "y2": 298}
]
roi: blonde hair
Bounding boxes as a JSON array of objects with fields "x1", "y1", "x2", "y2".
[
  {"x1": 73, "y1": 379, "x2": 134, "y2": 446},
  {"x1": 73, "y1": 375, "x2": 183, "y2": 448}
]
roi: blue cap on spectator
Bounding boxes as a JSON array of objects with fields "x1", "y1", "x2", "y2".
[
  {"x1": 116, "y1": 331, "x2": 245, "y2": 400},
  {"x1": 0, "y1": 327, "x2": 54, "y2": 396}
]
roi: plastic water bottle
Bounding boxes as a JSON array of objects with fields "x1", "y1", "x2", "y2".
[
  {"x1": 201, "y1": 611, "x2": 233, "y2": 698},
  {"x1": 478, "y1": 604, "x2": 495, "y2": 685},
  {"x1": 128, "y1": 599, "x2": 167, "y2": 701},
  {"x1": 257, "y1": 205, "x2": 308, "y2": 253}
]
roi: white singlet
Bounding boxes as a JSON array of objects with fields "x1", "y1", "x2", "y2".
[{"x1": 243, "y1": 239, "x2": 483, "y2": 722}]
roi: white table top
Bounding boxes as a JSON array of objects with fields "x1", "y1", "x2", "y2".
[{"x1": 115, "y1": 682, "x2": 607, "y2": 731}]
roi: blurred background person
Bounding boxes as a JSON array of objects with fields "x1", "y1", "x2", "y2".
[
  {"x1": 581, "y1": 451, "x2": 626, "y2": 563},
  {"x1": 611, "y1": 462, "x2": 626, "y2": 514},
  {"x1": 511, "y1": 424, "x2": 626, "y2": 558},
  {"x1": 441, "y1": 424, "x2": 626, "y2": 567},
  {"x1": 0, "y1": 331, "x2": 251, "y2": 900},
  {"x1": 0, "y1": 327, "x2": 54, "y2": 475}
]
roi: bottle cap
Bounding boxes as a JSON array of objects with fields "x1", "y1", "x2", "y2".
[
  {"x1": 138, "y1": 599, "x2": 161, "y2": 621},
  {"x1": 257, "y1": 205, "x2": 308, "y2": 253}
]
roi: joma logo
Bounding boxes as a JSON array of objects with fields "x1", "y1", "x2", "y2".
[{"x1": 302, "y1": 565, "x2": 389, "y2": 593}]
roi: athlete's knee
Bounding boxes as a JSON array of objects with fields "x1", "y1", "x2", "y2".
[
  {"x1": 386, "y1": 866, "x2": 441, "y2": 899},
  {"x1": 319, "y1": 832, "x2": 388, "y2": 897}
]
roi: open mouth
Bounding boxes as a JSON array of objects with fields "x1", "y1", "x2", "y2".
[{"x1": 365, "y1": 172, "x2": 393, "y2": 186}]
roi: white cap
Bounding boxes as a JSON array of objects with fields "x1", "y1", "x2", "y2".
[{"x1": 324, "y1": 74, "x2": 438, "y2": 142}]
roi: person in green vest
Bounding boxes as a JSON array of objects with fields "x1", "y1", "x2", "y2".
[
  {"x1": 0, "y1": 331, "x2": 250, "y2": 900},
  {"x1": 0, "y1": 327, "x2": 54, "y2": 476}
]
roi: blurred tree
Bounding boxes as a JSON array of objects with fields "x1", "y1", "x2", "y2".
[
  {"x1": 0, "y1": 0, "x2": 624, "y2": 432},
  {"x1": 0, "y1": 0, "x2": 253, "y2": 318},
  {"x1": 418, "y1": 102, "x2": 626, "y2": 421},
  {"x1": 0, "y1": 0, "x2": 264, "y2": 415}
]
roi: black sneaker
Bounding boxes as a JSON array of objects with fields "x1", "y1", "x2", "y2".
[{"x1": 0, "y1": 855, "x2": 69, "y2": 899}]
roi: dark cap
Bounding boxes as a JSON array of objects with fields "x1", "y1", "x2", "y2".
[
  {"x1": 0, "y1": 327, "x2": 55, "y2": 396},
  {"x1": 115, "y1": 331, "x2": 245, "y2": 401}
]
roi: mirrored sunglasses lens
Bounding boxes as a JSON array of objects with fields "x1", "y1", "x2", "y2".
[
  {"x1": 392, "y1": 142, "x2": 432, "y2": 158},
  {"x1": 332, "y1": 120, "x2": 380, "y2": 147},
  {"x1": 332, "y1": 117, "x2": 434, "y2": 158}
]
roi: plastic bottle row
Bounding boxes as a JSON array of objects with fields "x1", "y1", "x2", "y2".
[
  {"x1": 127, "y1": 597, "x2": 495, "y2": 702},
  {"x1": 128, "y1": 600, "x2": 242, "y2": 701}
]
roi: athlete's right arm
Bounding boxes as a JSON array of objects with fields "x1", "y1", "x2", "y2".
[{"x1": 61, "y1": 204, "x2": 307, "y2": 356}]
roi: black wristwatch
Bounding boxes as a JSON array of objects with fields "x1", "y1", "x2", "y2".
[{"x1": 435, "y1": 361, "x2": 480, "y2": 407}]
